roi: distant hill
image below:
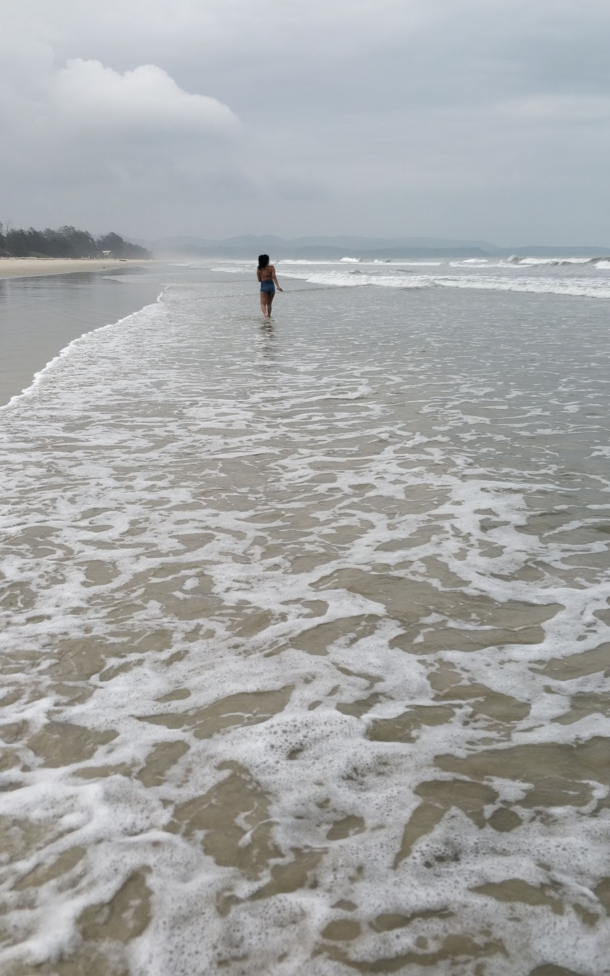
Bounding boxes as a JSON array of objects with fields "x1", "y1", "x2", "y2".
[{"x1": 129, "y1": 235, "x2": 610, "y2": 260}]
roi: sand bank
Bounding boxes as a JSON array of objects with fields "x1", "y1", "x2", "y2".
[{"x1": 0, "y1": 257, "x2": 150, "y2": 280}]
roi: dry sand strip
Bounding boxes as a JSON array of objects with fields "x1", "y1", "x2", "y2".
[{"x1": 0, "y1": 258, "x2": 151, "y2": 279}]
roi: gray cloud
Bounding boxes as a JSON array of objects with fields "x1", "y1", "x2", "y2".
[
  {"x1": 2, "y1": 0, "x2": 609, "y2": 243},
  {"x1": 53, "y1": 60, "x2": 238, "y2": 136}
]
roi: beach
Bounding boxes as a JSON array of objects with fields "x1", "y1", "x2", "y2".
[
  {"x1": 0, "y1": 257, "x2": 150, "y2": 279},
  {"x1": 1, "y1": 259, "x2": 609, "y2": 975},
  {"x1": 0, "y1": 267, "x2": 164, "y2": 406}
]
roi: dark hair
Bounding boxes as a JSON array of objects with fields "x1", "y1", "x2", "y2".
[{"x1": 258, "y1": 254, "x2": 270, "y2": 269}]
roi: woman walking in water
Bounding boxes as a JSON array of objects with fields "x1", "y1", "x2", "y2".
[{"x1": 257, "y1": 254, "x2": 282, "y2": 318}]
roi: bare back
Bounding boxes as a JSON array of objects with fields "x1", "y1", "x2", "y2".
[{"x1": 257, "y1": 264, "x2": 275, "y2": 281}]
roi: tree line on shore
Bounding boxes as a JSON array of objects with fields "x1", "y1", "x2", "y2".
[{"x1": 0, "y1": 224, "x2": 151, "y2": 260}]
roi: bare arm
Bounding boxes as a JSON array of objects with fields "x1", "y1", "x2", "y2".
[{"x1": 271, "y1": 266, "x2": 283, "y2": 291}]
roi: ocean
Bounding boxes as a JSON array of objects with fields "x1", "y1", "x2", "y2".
[
  {"x1": 0, "y1": 269, "x2": 163, "y2": 406},
  {"x1": 1, "y1": 257, "x2": 609, "y2": 975}
]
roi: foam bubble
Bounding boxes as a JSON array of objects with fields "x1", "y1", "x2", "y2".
[{"x1": 1, "y1": 277, "x2": 609, "y2": 974}]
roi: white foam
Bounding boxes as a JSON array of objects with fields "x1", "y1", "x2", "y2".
[
  {"x1": 0, "y1": 291, "x2": 165, "y2": 413},
  {"x1": 277, "y1": 266, "x2": 610, "y2": 299},
  {"x1": 518, "y1": 256, "x2": 595, "y2": 266},
  {"x1": 1, "y1": 278, "x2": 609, "y2": 974}
]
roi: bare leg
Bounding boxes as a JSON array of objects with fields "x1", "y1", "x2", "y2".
[
  {"x1": 260, "y1": 292, "x2": 266, "y2": 316},
  {"x1": 267, "y1": 293, "x2": 274, "y2": 317}
]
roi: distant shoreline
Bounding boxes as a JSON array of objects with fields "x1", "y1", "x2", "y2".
[{"x1": 0, "y1": 257, "x2": 151, "y2": 280}]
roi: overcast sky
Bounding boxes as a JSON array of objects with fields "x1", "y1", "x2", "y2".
[{"x1": 2, "y1": 0, "x2": 609, "y2": 244}]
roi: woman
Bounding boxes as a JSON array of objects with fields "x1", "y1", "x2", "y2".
[{"x1": 257, "y1": 254, "x2": 282, "y2": 318}]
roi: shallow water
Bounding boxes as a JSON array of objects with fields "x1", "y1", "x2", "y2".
[
  {"x1": 1, "y1": 273, "x2": 609, "y2": 975},
  {"x1": 0, "y1": 269, "x2": 162, "y2": 406}
]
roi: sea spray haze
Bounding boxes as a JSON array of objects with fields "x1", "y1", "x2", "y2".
[{"x1": 1, "y1": 259, "x2": 610, "y2": 973}]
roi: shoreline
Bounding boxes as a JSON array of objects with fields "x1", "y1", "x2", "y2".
[
  {"x1": 0, "y1": 268, "x2": 163, "y2": 406},
  {"x1": 0, "y1": 257, "x2": 151, "y2": 280}
]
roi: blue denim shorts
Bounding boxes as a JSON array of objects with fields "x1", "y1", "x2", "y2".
[{"x1": 260, "y1": 281, "x2": 275, "y2": 295}]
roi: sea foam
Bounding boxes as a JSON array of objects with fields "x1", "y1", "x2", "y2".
[{"x1": 1, "y1": 277, "x2": 609, "y2": 975}]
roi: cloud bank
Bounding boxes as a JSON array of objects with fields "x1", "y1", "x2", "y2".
[
  {"x1": 1, "y1": 0, "x2": 609, "y2": 242},
  {"x1": 53, "y1": 60, "x2": 238, "y2": 135}
]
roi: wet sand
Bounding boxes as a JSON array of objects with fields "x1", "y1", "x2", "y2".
[
  {"x1": 0, "y1": 269, "x2": 163, "y2": 406},
  {"x1": 1, "y1": 277, "x2": 609, "y2": 975},
  {"x1": 0, "y1": 258, "x2": 149, "y2": 279}
]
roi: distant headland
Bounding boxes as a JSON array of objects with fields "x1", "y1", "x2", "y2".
[{"x1": 134, "y1": 234, "x2": 610, "y2": 261}]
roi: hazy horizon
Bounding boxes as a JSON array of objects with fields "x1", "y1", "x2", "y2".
[
  {"x1": 133, "y1": 233, "x2": 610, "y2": 251},
  {"x1": 2, "y1": 1, "x2": 609, "y2": 245}
]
